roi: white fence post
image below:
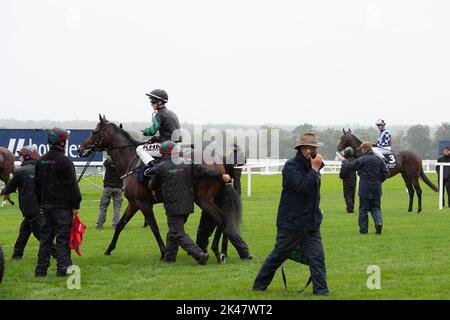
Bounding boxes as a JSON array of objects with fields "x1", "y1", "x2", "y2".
[
  {"x1": 247, "y1": 167, "x2": 252, "y2": 198},
  {"x1": 439, "y1": 164, "x2": 444, "y2": 210}
]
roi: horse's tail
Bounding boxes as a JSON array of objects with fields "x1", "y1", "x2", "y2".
[
  {"x1": 420, "y1": 168, "x2": 439, "y2": 192},
  {"x1": 219, "y1": 183, "x2": 242, "y2": 235}
]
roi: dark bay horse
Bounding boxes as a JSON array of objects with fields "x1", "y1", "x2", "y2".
[
  {"x1": 78, "y1": 115, "x2": 242, "y2": 262},
  {"x1": 0, "y1": 147, "x2": 15, "y2": 207},
  {"x1": 337, "y1": 129, "x2": 438, "y2": 213}
]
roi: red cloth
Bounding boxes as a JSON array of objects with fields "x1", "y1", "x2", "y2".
[{"x1": 69, "y1": 212, "x2": 86, "y2": 256}]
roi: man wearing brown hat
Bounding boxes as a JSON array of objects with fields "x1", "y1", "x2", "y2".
[
  {"x1": 253, "y1": 133, "x2": 329, "y2": 296},
  {"x1": 349, "y1": 141, "x2": 389, "y2": 235}
]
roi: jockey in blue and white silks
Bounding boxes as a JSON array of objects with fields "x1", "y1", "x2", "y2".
[{"x1": 373, "y1": 119, "x2": 391, "y2": 159}]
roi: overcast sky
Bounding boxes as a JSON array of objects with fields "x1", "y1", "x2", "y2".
[{"x1": 1, "y1": 0, "x2": 449, "y2": 127}]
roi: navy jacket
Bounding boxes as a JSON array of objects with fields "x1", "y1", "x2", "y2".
[
  {"x1": 349, "y1": 151, "x2": 389, "y2": 199},
  {"x1": 277, "y1": 152, "x2": 322, "y2": 231},
  {"x1": 0, "y1": 159, "x2": 40, "y2": 217}
]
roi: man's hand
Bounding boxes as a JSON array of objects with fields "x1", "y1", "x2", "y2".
[
  {"x1": 311, "y1": 153, "x2": 324, "y2": 172},
  {"x1": 223, "y1": 174, "x2": 232, "y2": 183}
]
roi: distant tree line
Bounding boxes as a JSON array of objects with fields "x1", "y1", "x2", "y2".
[{"x1": 1, "y1": 119, "x2": 449, "y2": 160}]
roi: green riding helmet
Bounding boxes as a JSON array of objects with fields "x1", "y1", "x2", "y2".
[{"x1": 343, "y1": 147, "x2": 354, "y2": 157}]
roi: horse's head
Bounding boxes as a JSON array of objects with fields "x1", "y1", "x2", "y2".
[
  {"x1": 337, "y1": 128, "x2": 360, "y2": 152},
  {"x1": 78, "y1": 114, "x2": 115, "y2": 157}
]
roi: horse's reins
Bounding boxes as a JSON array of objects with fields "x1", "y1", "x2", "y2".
[{"x1": 78, "y1": 151, "x2": 97, "y2": 183}]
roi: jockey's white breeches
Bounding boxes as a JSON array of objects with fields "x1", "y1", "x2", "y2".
[
  {"x1": 136, "y1": 143, "x2": 161, "y2": 165},
  {"x1": 372, "y1": 146, "x2": 391, "y2": 159}
]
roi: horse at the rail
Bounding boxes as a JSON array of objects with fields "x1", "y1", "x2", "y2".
[
  {"x1": 337, "y1": 129, "x2": 438, "y2": 213},
  {"x1": 78, "y1": 115, "x2": 242, "y2": 262}
]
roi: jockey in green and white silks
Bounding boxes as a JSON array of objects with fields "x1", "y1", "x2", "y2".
[
  {"x1": 136, "y1": 89, "x2": 181, "y2": 169},
  {"x1": 373, "y1": 119, "x2": 391, "y2": 159}
]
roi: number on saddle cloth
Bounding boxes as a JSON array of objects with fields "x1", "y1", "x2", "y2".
[{"x1": 383, "y1": 153, "x2": 396, "y2": 169}]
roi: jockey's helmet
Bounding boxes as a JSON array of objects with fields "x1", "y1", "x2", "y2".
[
  {"x1": 17, "y1": 146, "x2": 39, "y2": 160},
  {"x1": 146, "y1": 89, "x2": 168, "y2": 103},
  {"x1": 376, "y1": 119, "x2": 386, "y2": 126},
  {"x1": 48, "y1": 127, "x2": 69, "y2": 145}
]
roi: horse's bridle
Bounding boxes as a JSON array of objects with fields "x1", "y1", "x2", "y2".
[
  {"x1": 88, "y1": 125, "x2": 107, "y2": 153},
  {"x1": 337, "y1": 133, "x2": 360, "y2": 152}
]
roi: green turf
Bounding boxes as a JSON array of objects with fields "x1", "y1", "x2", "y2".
[{"x1": 0, "y1": 173, "x2": 449, "y2": 300}]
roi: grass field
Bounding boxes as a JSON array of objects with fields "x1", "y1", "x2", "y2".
[{"x1": 0, "y1": 173, "x2": 449, "y2": 300}]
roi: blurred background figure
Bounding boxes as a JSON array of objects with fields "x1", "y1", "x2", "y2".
[
  {"x1": 0, "y1": 146, "x2": 42, "y2": 259},
  {"x1": 339, "y1": 147, "x2": 357, "y2": 213},
  {"x1": 436, "y1": 146, "x2": 450, "y2": 208},
  {"x1": 96, "y1": 157, "x2": 123, "y2": 230}
]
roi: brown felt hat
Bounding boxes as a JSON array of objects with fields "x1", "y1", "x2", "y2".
[{"x1": 294, "y1": 132, "x2": 323, "y2": 149}]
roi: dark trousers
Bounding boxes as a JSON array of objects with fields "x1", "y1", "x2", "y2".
[
  {"x1": 35, "y1": 208, "x2": 73, "y2": 275},
  {"x1": 359, "y1": 197, "x2": 383, "y2": 233},
  {"x1": 165, "y1": 215, "x2": 204, "y2": 262},
  {"x1": 233, "y1": 168, "x2": 242, "y2": 196},
  {"x1": 13, "y1": 215, "x2": 42, "y2": 258},
  {"x1": 343, "y1": 182, "x2": 356, "y2": 212},
  {"x1": 196, "y1": 213, "x2": 251, "y2": 258},
  {"x1": 439, "y1": 178, "x2": 450, "y2": 207},
  {"x1": 253, "y1": 228, "x2": 328, "y2": 294}
]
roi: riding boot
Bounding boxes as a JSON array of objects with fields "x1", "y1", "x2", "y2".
[{"x1": 144, "y1": 161, "x2": 155, "y2": 177}]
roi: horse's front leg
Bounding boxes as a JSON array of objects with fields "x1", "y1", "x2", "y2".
[
  {"x1": 105, "y1": 204, "x2": 138, "y2": 255},
  {"x1": 5, "y1": 194, "x2": 14, "y2": 205},
  {"x1": 1, "y1": 194, "x2": 14, "y2": 207},
  {"x1": 139, "y1": 202, "x2": 166, "y2": 260}
]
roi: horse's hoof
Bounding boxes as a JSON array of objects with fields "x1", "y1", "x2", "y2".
[
  {"x1": 219, "y1": 253, "x2": 226, "y2": 264},
  {"x1": 417, "y1": 210, "x2": 422, "y2": 214},
  {"x1": 10, "y1": 201, "x2": 15, "y2": 206},
  {"x1": 408, "y1": 209, "x2": 413, "y2": 212},
  {"x1": 104, "y1": 251, "x2": 111, "y2": 256},
  {"x1": 1, "y1": 201, "x2": 6, "y2": 207}
]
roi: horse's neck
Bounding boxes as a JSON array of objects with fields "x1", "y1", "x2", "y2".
[
  {"x1": 108, "y1": 137, "x2": 137, "y2": 176},
  {"x1": 351, "y1": 135, "x2": 362, "y2": 147}
]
